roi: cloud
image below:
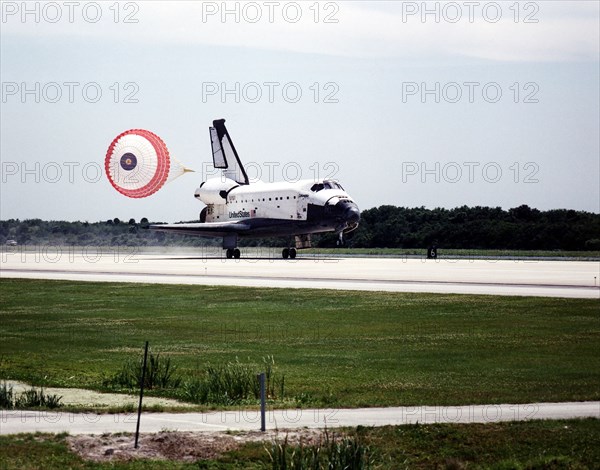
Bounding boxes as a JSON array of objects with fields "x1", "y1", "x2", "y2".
[{"x1": 1, "y1": 1, "x2": 598, "y2": 62}]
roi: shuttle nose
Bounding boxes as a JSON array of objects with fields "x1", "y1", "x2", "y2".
[
  {"x1": 344, "y1": 203, "x2": 361, "y2": 225},
  {"x1": 332, "y1": 199, "x2": 360, "y2": 226}
]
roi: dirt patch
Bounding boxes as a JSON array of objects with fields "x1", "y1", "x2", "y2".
[
  {"x1": 5, "y1": 381, "x2": 193, "y2": 410},
  {"x1": 68, "y1": 429, "x2": 324, "y2": 462}
]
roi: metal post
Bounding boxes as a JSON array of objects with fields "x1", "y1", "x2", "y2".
[
  {"x1": 134, "y1": 341, "x2": 149, "y2": 449},
  {"x1": 258, "y1": 372, "x2": 266, "y2": 431}
]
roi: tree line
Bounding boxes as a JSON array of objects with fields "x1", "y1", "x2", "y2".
[
  {"x1": 343, "y1": 205, "x2": 600, "y2": 251},
  {"x1": 1, "y1": 205, "x2": 599, "y2": 250}
]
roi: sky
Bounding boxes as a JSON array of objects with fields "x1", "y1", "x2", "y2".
[{"x1": 1, "y1": 0, "x2": 599, "y2": 222}]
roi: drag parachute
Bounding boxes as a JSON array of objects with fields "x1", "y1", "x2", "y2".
[{"x1": 105, "y1": 129, "x2": 191, "y2": 198}]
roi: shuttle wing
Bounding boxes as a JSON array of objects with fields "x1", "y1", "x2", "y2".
[
  {"x1": 149, "y1": 220, "x2": 251, "y2": 237},
  {"x1": 209, "y1": 119, "x2": 249, "y2": 185}
]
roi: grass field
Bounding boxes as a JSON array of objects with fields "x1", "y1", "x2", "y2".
[
  {"x1": 0, "y1": 279, "x2": 598, "y2": 409},
  {"x1": 1, "y1": 419, "x2": 599, "y2": 468}
]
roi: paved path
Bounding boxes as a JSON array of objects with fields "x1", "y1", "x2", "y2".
[{"x1": 2, "y1": 402, "x2": 598, "y2": 435}]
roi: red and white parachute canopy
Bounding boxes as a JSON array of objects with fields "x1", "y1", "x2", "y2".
[{"x1": 105, "y1": 129, "x2": 191, "y2": 198}]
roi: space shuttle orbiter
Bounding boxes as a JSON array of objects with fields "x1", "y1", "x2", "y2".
[{"x1": 149, "y1": 119, "x2": 360, "y2": 259}]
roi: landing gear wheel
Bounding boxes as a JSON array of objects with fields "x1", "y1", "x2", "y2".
[
  {"x1": 282, "y1": 248, "x2": 289, "y2": 259},
  {"x1": 226, "y1": 249, "x2": 233, "y2": 259},
  {"x1": 289, "y1": 248, "x2": 297, "y2": 259},
  {"x1": 233, "y1": 248, "x2": 241, "y2": 259}
]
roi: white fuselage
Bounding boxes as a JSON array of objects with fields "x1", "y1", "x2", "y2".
[{"x1": 195, "y1": 178, "x2": 354, "y2": 224}]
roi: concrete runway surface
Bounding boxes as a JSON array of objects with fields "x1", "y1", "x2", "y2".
[
  {"x1": 1, "y1": 249, "x2": 599, "y2": 298},
  {"x1": 1, "y1": 402, "x2": 598, "y2": 435}
]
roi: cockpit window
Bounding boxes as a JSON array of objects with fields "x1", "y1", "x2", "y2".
[{"x1": 311, "y1": 180, "x2": 345, "y2": 192}]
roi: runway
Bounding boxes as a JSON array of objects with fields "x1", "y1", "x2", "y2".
[
  {"x1": 1, "y1": 402, "x2": 598, "y2": 435},
  {"x1": 1, "y1": 248, "x2": 599, "y2": 298}
]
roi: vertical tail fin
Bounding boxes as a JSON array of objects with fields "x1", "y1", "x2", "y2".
[{"x1": 209, "y1": 119, "x2": 249, "y2": 185}]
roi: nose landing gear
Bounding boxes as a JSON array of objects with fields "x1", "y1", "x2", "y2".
[
  {"x1": 226, "y1": 248, "x2": 241, "y2": 259},
  {"x1": 282, "y1": 248, "x2": 297, "y2": 259}
]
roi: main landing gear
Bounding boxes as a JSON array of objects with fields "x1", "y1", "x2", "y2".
[{"x1": 223, "y1": 246, "x2": 297, "y2": 259}]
